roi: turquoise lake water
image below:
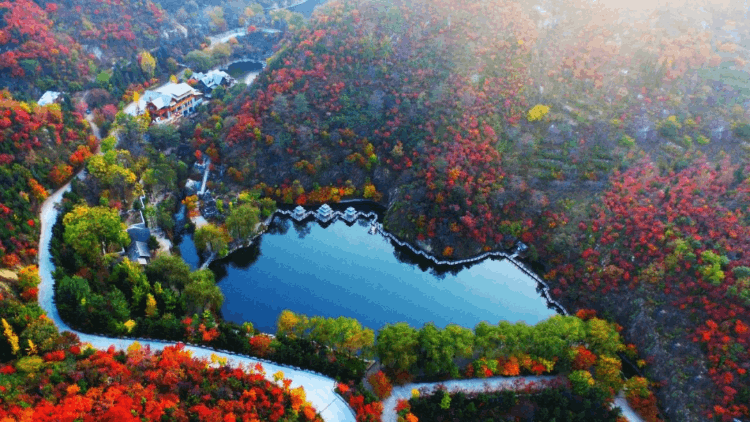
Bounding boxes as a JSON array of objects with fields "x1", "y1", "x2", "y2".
[{"x1": 198, "y1": 217, "x2": 556, "y2": 332}]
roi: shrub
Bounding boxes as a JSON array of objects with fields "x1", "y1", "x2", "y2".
[
  {"x1": 658, "y1": 118, "x2": 680, "y2": 138},
  {"x1": 249, "y1": 335, "x2": 273, "y2": 357},
  {"x1": 568, "y1": 370, "x2": 595, "y2": 395},
  {"x1": 368, "y1": 370, "x2": 393, "y2": 400},
  {"x1": 572, "y1": 346, "x2": 597, "y2": 370},
  {"x1": 15, "y1": 356, "x2": 44, "y2": 374},
  {"x1": 624, "y1": 377, "x2": 661, "y2": 422},
  {"x1": 527, "y1": 104, "x2": 550, "y2": 122},
  {"x1": 619, "y1": 134, "x2": 635, "y2": 148},
  {"x1": 733, "y1": 122, "x2": 750, "y2": 139}
]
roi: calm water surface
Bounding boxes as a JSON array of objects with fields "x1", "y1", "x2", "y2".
[
  {"x1": 178, "y1": 234, "x2": 200, "y2": 270},
  {"x1": 225, "y1": 61, "x2": 264, "y2": 79},
  {"x1": 208, "y1": 217, "x2": 555, "y2": 332}
]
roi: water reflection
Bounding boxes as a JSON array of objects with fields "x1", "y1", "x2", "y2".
[{"x1": 208, "y1": 216, "x2": 556, "y2": 332}]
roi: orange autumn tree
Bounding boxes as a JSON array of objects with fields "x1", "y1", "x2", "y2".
[
  {"x1": 367, "y1": 370, "x2": 393, "y2": 400},
  {"x1": 0, "y1": 343, "x2": 324, "y2": 422},
  {"x1": 0, "y1": 92, "x2": 91, "y2": 269}
]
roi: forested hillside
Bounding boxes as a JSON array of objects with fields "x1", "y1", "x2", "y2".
[
  {"x1": 203, "y1": 0, "x2": 750, "y2": 419},
  {"x1": 0, "y1": 341, "x2": 322, "y2": 421},
  {"x1": 3, "y1": 0, "x2": 750, "y2": 419},
  {"x1": 0, "y1": 92, "x2": 92, "y2": 268}
]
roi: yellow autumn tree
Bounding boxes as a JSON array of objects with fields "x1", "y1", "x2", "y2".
[
  {"x1": 595, "y1": 355, "x2": 624, "y2": 393},
  {"x1": 123, "y1": 320, "x2": 136, "y2": 333},
  {"x1": 276, "y1": 310, "x2": 308, "y2": 338},
  {"x1": 526, "y1": 104, "x2": 550, "y2": 122},
  {"x1": 2, "y1": 318, "x2": 19, "y2": 355},
  {"x1": 145, "y1": 294, "x2": 158, "y2": 318},
  {"x1": 139, "y1": 51, "x2": 156, "y2": 78}
]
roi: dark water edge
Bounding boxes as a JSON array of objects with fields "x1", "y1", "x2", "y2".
[
  {"x1": 224, "y1": 61, "x2": 264, "y2": 79},
  {"x1": 206, "y1": 215, "x2": 556, "y2": 332},
  {"x1": 177, "y1": 233, "x2": 201, "y2": 270}
]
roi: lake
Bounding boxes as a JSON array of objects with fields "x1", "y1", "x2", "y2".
[
  {"x1": 224, "y1": 61, "x2": 264, "y2": 80},
  {"x1": 205, "y1": 215, "x2": 556, "y2": 333}
]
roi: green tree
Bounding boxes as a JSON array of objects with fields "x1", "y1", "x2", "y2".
[
  {"x1": 473, "y1": 320, "x2": 532, "y2": 358},
  {"x1": 309, "y1": 316, "x2": 336, "y2": 347},
  {"x1": 145, "y1": 254, "x2": 192, "y2": 290},
  {"x1": 19, "y1": 317, "x2": 59, "y2": 355},
  {"x1": 276, "y1": 309, "x2": 309, "y2": 338},
  {"x1": 337, "y1": 317, "x2": 375, "y2": 357},
  {"x1": 418, "y1": 323, "x2": 473, "y2": 377},
  {"x1": 95, "y1": 71, "x2": 111, "y2": 89},
  {"x1": 418, "y1": 323, "x2": 450, "y2": 377},
  {"x1": 473, "y1": 321, "x2": 504, "y2": 358},
  {"x1": 182, "y1": 269, "x2": 224, "y2": 315},
  {"x1": 309, "y1": 316, "x2": 374, "y2": 357},
  {"x1": 445, "y1": 324, "x2": 475, "y2": 360},
  {"x1": 258, "y1": 197, "x2": 277, "y2": 218},
  {"x1": 569, "y1": 370, "x2": 595, "y2": 395},
  {"x1": 142, "y1": 164, "x2": 177, "y2": 195},
  {"x1": 147, "y1": 124, "x2": 180, "y2": 150},
  {"x1": 86, "y1": 153, "x2": 141, "y2": 201},
  {"x1": 194, "y1": 224, "x2": 231, "y2": 257},
  {"x1": 294, "y1": 93, "x2": 309, "y2": 114},
  {"x1": 110, "y1": 258, "x2": 150, "y2": 311},
  {"x1": 225, "y1": 203, "x2": 260, "y2": 241},
  {"x1": 56, "y1": 276, "x2": 91, "y2": 326},
  {"x1": 528, "y1": 316, "x2": 587, "y2": 364},
  {"x1": 104, "y1": 288, "x2": 132, "y2": 332},
  {"x1": 184, "y1": 50, "x2": 215, "y2": 73},
  {"x1": 63, "y1": 205, "x2": 129, "y2": 263},
  {"x1": 586, "y1": 318, "x2": 625, "y2": 357},
  {"x1": 376, "y1": 322, "x2": 419, "y2": 373}
]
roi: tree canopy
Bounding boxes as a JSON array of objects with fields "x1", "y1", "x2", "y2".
[{"x1": 62, "y1": 205, "x2": 129, "y2": 263}]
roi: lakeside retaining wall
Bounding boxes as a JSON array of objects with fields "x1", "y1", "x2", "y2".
[{"x1": 275, "y1": 204, "x2": 569, "y2": 315}]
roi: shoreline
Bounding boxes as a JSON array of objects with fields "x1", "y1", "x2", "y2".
[{"x1": 199, "y1": 200, "x2": 568, "y2": 315}]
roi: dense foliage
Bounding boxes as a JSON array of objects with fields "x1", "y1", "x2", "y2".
[
  {"x1": 194, "y1": 0, "x2": 750, "y2": 419},
  {"x1": 5, "y1": 0, "x2": 750, "y2": 419},
  {"x1": 0, "y1": 92, "x2": 92, "y2": 269},
  {"x1": 546, "y1": 156, "x2": 750, "y2": 419},
  {"x1": 372, "y1": 313, "x2": 637, "y2": 407},
  {"x1": 408, "y1": 380, "x2": 625, "y2": 422},
  {"x1": 0, "y1": 341, "x2": 323, "y2": 421},
  {"x1": 0, "y1": 0, "x2": 196, "y2": 93},
  {"x1": 335, "y1": 382, "x2": 382, "y2": 422}
]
